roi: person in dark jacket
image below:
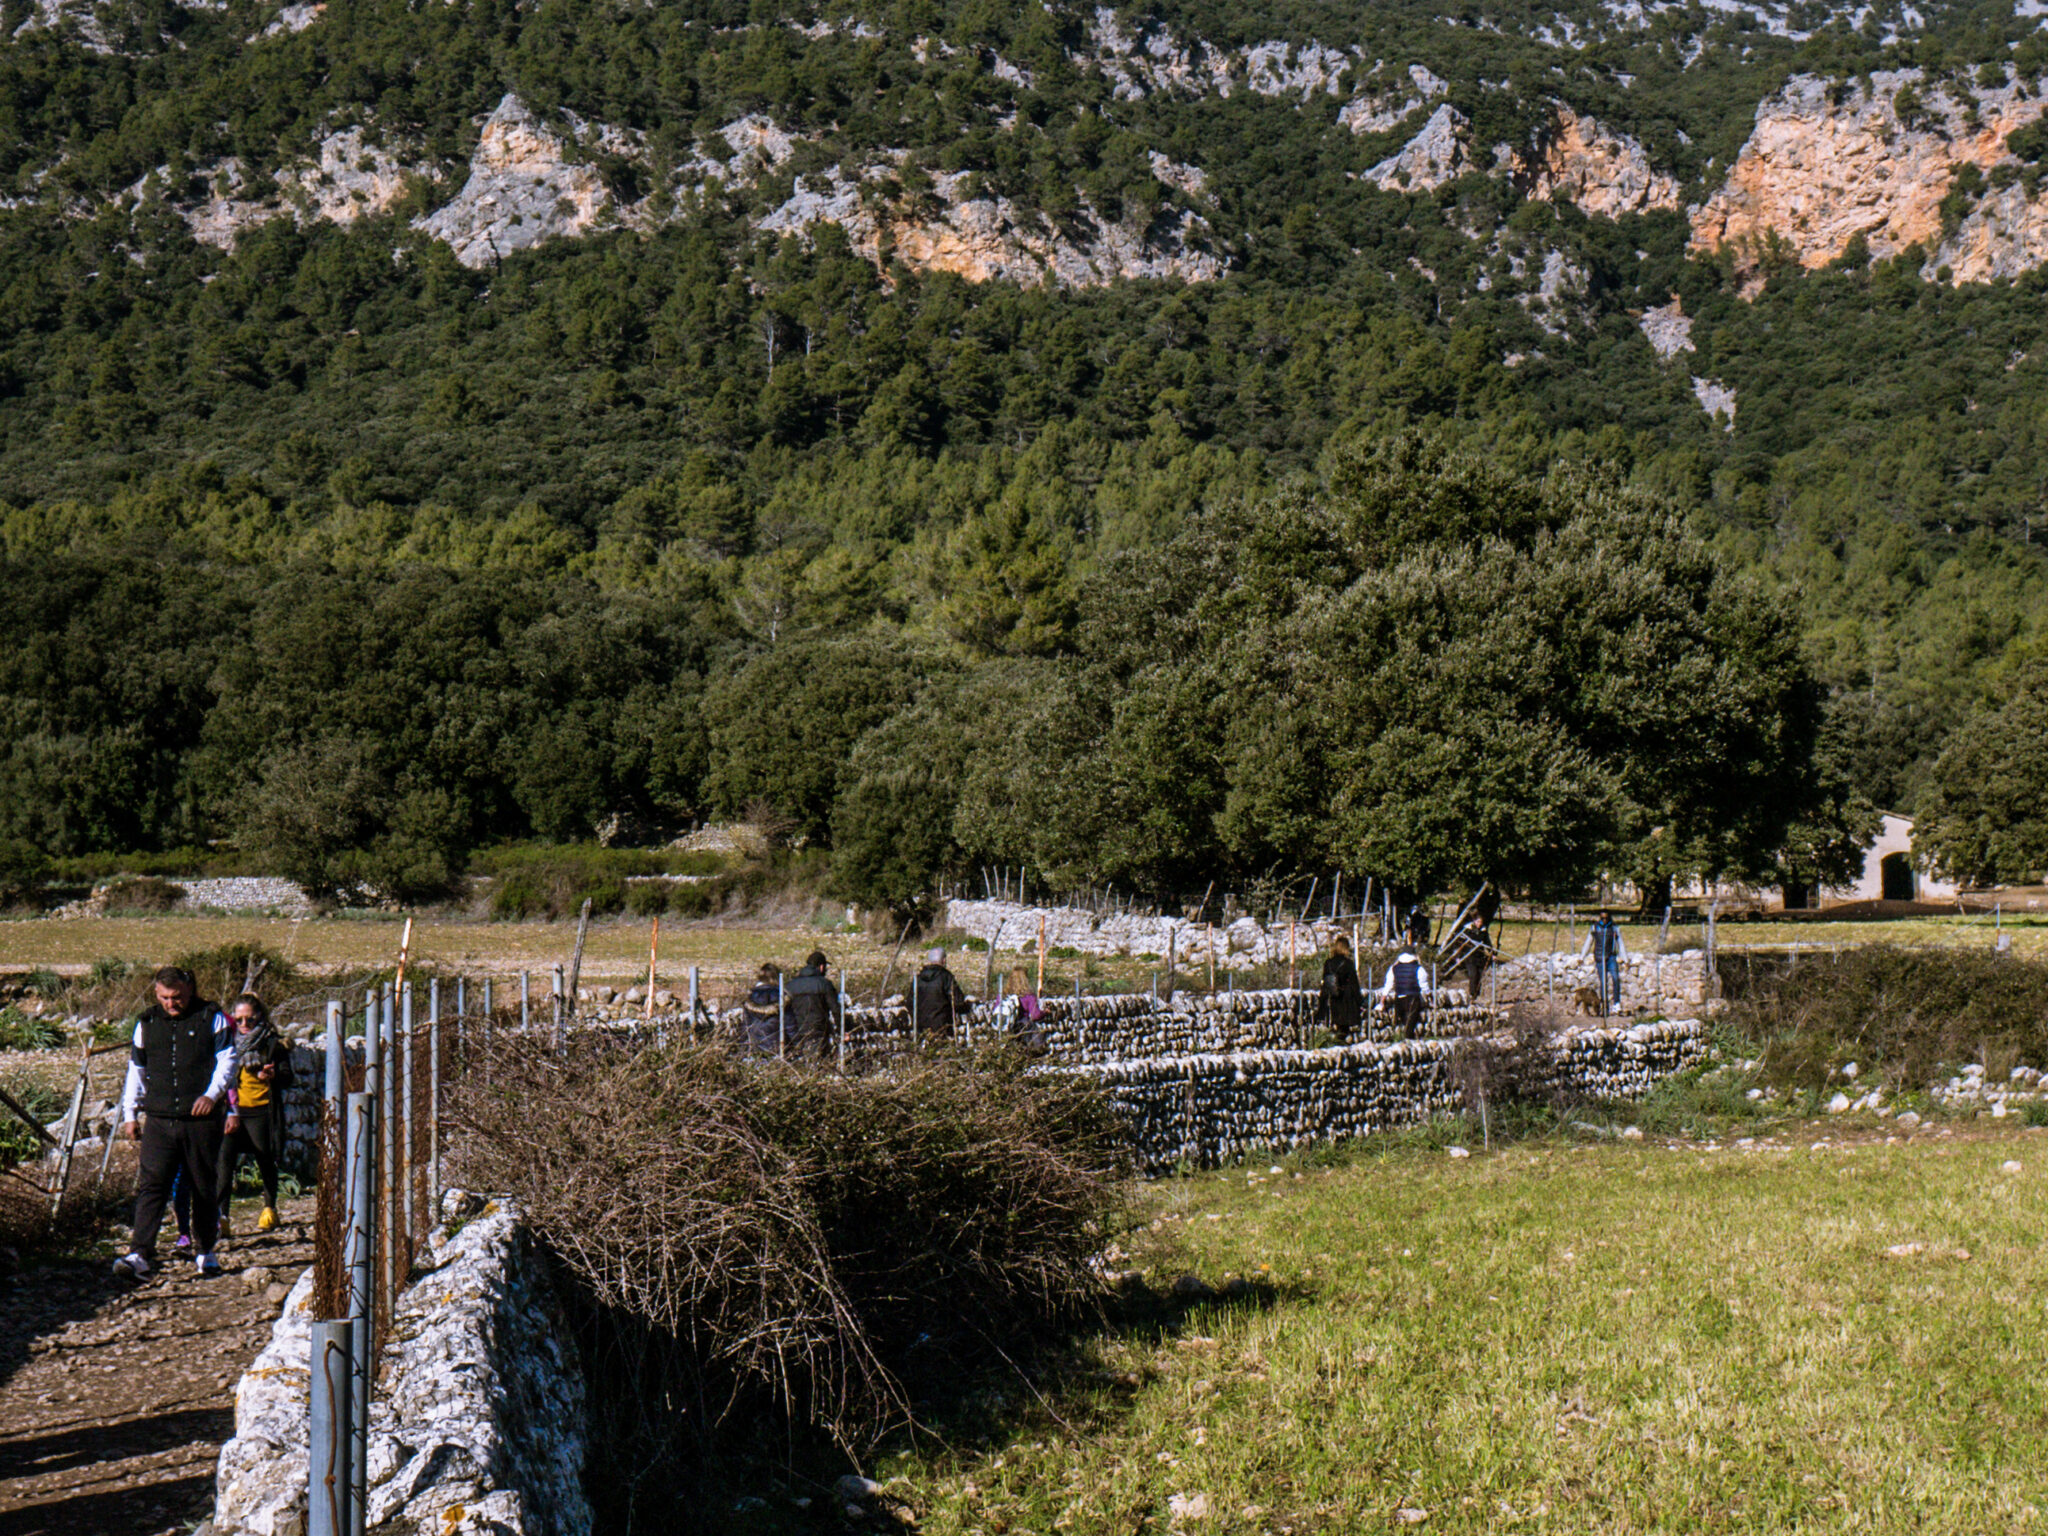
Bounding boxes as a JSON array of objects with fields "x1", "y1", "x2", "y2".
[
  {"x1": 783, "y1": 951, "x2": 843, "y2": 1061},
  {"x1": 115, "y1": 966, "x2": 236, "y2": 1279},
  {"x1": 742, "y1": 964, "x2": 782, "y2": 1056},
  {"x1": 1460, "y1": 911, "x2": 1495, "y2": 999},
  {"x1": 1318, "y1": 937, "x2": 1363, "y2": 1043},
  {"x1": 216, "y1": 993, "x2": 293, "y2": 1237},
  {"x1": 911, "y1": 948, "x2": 971, "y2": 1042},
  {"x1": 1582, "y1": 910, "x2": 1626, "y2": 1015},
  {"x1": 1374, "y1": 950, "x2": 1432, "y2": 1039}
]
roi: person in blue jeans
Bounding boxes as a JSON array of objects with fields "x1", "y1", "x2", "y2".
[{"x1": 1583, "y1": 910, "x2": 1626, "y2": 1015}]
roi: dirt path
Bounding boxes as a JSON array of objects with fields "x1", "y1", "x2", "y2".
[{"x1": 0, "y1": 1197, "x2": 315, "y2": 1536}]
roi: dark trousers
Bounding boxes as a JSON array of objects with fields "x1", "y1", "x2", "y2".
[
  {"x1": 133, "y1": 1115, "x2": 224, "y2": 1256},
  {"x1": 218, "y1": 1105, "x2": 281, "y2": 1212},
  {"x1": 1394, "y1": 994, "x2": 1424, "y2": 1038}
]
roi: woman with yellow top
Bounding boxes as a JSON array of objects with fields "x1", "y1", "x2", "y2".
[{"x1": 217, "y1": 993, "x2": 293, "y2": 1237}]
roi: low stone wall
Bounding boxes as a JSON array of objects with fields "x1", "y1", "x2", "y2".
[
  {"x1": 1490, "y1": 950, "x2": 1709, "y2": 1012},
  {"x1": 715, "y1": 987, "x2": 1497, "y2": 1066},
  {"x1": 213, "y1": 1195, "x2": 591, "y2": 1536},
  {"x1": 1049, "y1": 1018, "x2": 1708, "y2": 1172}
]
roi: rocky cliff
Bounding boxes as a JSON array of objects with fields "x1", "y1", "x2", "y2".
[{"x1": 1691, "y1": 70, "x2": 2048, "y2": 284}]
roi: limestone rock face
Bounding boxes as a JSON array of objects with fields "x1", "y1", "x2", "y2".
[
  {"x1": 278, "y1": 127, "x2": 413, "y2": 227},
  {"x1": 762, "y1": 167, "x2": 1224, "y2": 289},
  {"x1": 1365, "y1": 104, "x2": 1473, "y2": 191},
  {"x1": 1690, "y1": 70, "x2": 2048, "y2": 283},
  {"x1": 1926, "y1": 181, "x2": 2048, "y2": 283},
  {"x1": 1525, "y1": 106, "x2": 1681, "y2": 218},
  {"x1": 1338, "y1": 65, "x2": 1449, "y2": 135},
  {"x1": 1639, "y1": 297, "x2": 1695, "y2": 360},
  {"x1": 416, "y1": 93, "x2": 624, "y2": 268}
]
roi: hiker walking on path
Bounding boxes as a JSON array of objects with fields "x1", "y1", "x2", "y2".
[
  {"x1": 1375, "y1": 949, "x2": 1432, "y2": 1039},
  {"x1": 114, "y1": 966, "x2": 236, "y2": 1279},
  {"x1": 782, "y1": 951, "x2": 843, "y2": 1061},
  {"x1": 1318, "y1": 936, "x2": 1363, "y2": 1043},
  {"x1": 912, "y1": 948, "x2": 972, "y2": 1042},
  {"x1": 216, "y1": 994, "x2": 292, "y2": 1238},
  {"x1": 1580, "y1": 909, "x2": 1627, "y2": 1016}
]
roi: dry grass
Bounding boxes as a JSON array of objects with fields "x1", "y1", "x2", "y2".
[{"x1": 871, "y1": 1122, "x2": 2048, "y2": 1535}]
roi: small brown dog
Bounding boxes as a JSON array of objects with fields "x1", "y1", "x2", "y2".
[{"x1": 1571, "y1": 985, "x2": 1607, "y2": 1016}]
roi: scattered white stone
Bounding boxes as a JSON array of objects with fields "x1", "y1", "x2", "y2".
[
  {"x1": 1885, "y1": 1241, "x2": 1926, "y2": 1258},
  {"x1": 1620, "y1": 1125, "x2": 1644, "y2": 1141},
  {"x1": 1841, "y1": 1062, "x2": 1860, "y2": 1080},
  {"x1": 1895, "y1": 1111, "x2": 1922, "y2": 1130},
  {"x1": 1826, "y1": 1092, "x2": 1851, "y2": 1114},
  {"x1": 2002, "y1": 1159, "x2": 2023, "y2": 1173},
  {"x1": 1397, "y1": 1511, "x2": 1432, "y2": 1526},
  {"x1": 1693, "y1": 376, "x2": 1738, "y2": 427},
  {"x1": 1169, "y1": 1491, "x2": 1211, "y2": 1521},
  {"x1": 1446, "y1": 1145, "x2": 1471, "y2": 1159}
]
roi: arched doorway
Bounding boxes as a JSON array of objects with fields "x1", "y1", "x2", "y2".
[{"x1": 1880, "y1": 852, "x2": 1916, "y2": 902}]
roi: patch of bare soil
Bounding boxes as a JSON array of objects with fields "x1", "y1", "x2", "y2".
[{"x1": 0, "y1": 1197, "x2": 313, "y2": 1536}]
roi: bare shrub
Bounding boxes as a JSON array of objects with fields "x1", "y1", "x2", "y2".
[
  {"x1": 100, "y1": 875, "x2": 186, "y2": 914},
  {"x1": 450, "y1": 1036, "x2": 1130, "y2": 1453},
  {"x1": 1729, "y1": 944, "x2": 2048, "y2": 1089}
]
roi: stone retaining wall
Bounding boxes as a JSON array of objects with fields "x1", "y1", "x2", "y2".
[
  {"x1": 213, "y1": 1194, "x2": 591, "y2": 1536},
  {"x1": 715, "y1": 987, "x2": 1497, "y2": 1065},
  {"x1": 1053, "y1": 1018, "x2": 1708, "y2": 1172}
]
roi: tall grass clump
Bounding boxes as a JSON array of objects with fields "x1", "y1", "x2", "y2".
[
  {"x1": 450, "y1": 1036, "x2": 1130, "y2": 1503},
  {"x1": 1728, "y1": 944, "x2": 2048, "y2": 1090}
]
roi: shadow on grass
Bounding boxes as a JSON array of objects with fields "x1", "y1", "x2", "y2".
[{"x1": 565, "y1": 1259, "x2": 1301, "y2": 1536}]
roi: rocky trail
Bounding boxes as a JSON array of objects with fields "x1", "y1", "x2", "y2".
[{"x1": 0, "y1": 1198, "x2": 313, "y2": 1536}]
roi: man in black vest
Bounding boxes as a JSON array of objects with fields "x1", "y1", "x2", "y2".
[
  {"x1": 1374, "y1": 949, "x2": 1432, "y2": 1039},
  {"x1": 114, "y1": 966, "x2": 237, "y2": 1279}
]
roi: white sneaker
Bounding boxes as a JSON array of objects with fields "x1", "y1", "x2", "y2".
[
  {"x1": 112, "y1": 1252, "x2": 151, "y2": 1280},
  {"x1": 195, "y1": 1252, "x2": 220, "y2": 1277}
]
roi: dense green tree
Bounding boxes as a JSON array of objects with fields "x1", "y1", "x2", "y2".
[{"x1": 1915, "y1": 667, "x2": 2048, "y2": 884}]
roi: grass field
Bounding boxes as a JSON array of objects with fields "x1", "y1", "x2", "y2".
[{"x1": 887, "y1": 1121, "x2": 2048, "y2": 1535}]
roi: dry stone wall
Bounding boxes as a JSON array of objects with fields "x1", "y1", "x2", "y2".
[
  {"x1": 1055, "y1": 1019, "x2": 1707, "y2": 1172},
  {"x1": 719, "y1": 987, "x2": 1494, "y2": 1065},
  {"x1": 213, "y1": 1194, "x2": 591, "y2": 1536},
  {"x1": 1489, "y1": 950, "x2": 1708, "y2": 1013},
  {"x1": 942, "y1": 898, "x2": 1373, "y2": 968}
]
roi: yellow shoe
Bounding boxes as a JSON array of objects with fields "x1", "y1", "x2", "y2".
[{"x1": 257, "y1": 1206, "x2": 278, "y2": 1232}]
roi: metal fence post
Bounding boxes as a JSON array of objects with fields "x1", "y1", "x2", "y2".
[
  {"x1": 551, "y1": 965, "x2": 564, "y2": 1050},
  {"x1": 401, "y1": 984, "x2": 414, "y2": 1262},
  {"x1": 520, "y1": 970, "x2": 530, "y2": 1035},
  {"x1": 688, "y1": 966, "x2": 700, "y2": 1038},
  {"x1": 777, "y1": 974, "x2": 786, "y2": 1060},
  {"x1": 482, "y1": 978, "x2": 493, "y2": 1083},
  {"x1": 343, "y1": 1089, "x2": 373, "y2": 1536},
  {"x1": 454, "y1": 977, "x2": 465, "y2": 1062},
  {"x1": 911, "y1": 975, "x2": 919, "y2": 1051},
  {"x1": 837, "y1": 972, "x2": 847, "y2": 1073},
  {"x1": 378, "y1": 986, "x2": 394, "y2": 1320},
  {"x1": 428, "y1": 989, "x2": 441, "y2": 1224},
  {"x1": 309, "y1": 1319, "x2": 353, "y2": 1536},
  {"x1": 323, "y1": 1001, "x2": 343, "y2": 1118}
]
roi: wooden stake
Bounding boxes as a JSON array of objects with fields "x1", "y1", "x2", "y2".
[
  {"x1": 645, "y1": 915, "x2": 659, "y2": 1024},
  {"x1": 1036, "y1": 916, "x2": 1047, "y2": 994},
  {"x1": 565, "y1": 899, "x2": 592, "y2": 1029}
]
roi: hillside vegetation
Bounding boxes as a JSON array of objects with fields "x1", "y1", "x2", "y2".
[{"x1": 9, "y1": 0, "x2": 2048, "y2": 889}]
